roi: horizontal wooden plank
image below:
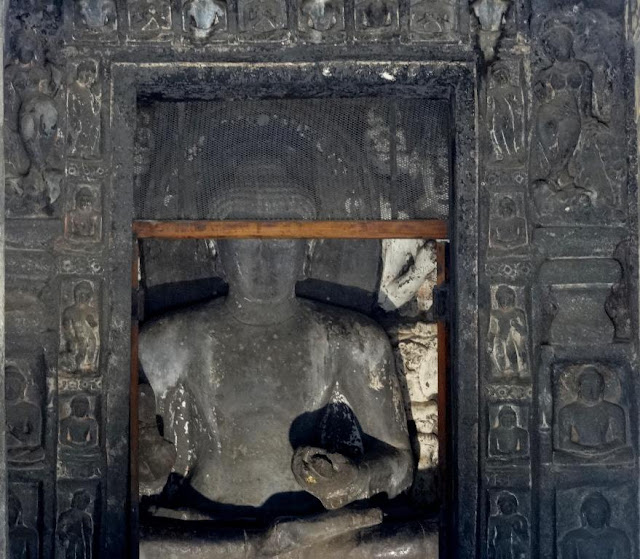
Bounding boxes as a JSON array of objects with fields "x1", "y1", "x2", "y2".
[{"x1": 132, "y1": 220, "x2": 449, "y2": 240}]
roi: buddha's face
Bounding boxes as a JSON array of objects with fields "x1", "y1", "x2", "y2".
[
  {"x1": 583, "y1": 499, "x2": 607, "y2": 529},
  {"x1": 218, "y1": 239, "x2": 307, "y2": 302},
  {"x1": 578, "y1": 368, "x2": 604, "y2": 404},
  {"x1": 499, "y1": 410, "x2": 517, "y2": 428}
]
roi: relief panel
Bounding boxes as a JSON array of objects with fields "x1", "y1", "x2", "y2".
[
  {"x1": 355, "y1": 0, "x2": 399, "y2": 38},
  {"x1": 67, "y1": 59, "x2": 102, "y2": 160},
  {"x1": 487, "y1": 285, "x2": 530, "y2": 381},
  {"x1": 56, "y1": 481, "x2": 99, "y2": 559},
  {"x1": 408, "y1": 0, "x2": 458, "y2": 40},
  {"x1": 487, "y1": 489, "x2": 531, "y2": 559},
  {"x1": 63, "y1": 182, "x2": 102, "y2": 244},
  {"x1": 59, "y1": 279, "x2": 100, "y2": 376},
  {"x1": 58, "y1": 393, "x2": 100, "y2": 455},
  {"x1": 488, "y1": 403, "x2": 529, "y2": 460},
  {"x1": 237, "y1": 0, "x2": 288, "y2": 40},
  {"x1": 6, "y1": 361, "x2": 46, "y2": 468},
  {"x1": 556, "y1": 486, "x2": 634, "y2": 559},
  {"x1": 298, "y1": 0, "x2": 345, "y2": 43},
  {"x1": 553, "y1": 362, "x2": 633, "y2": 464},
  {"x1": 488, "y1": 192, "x2": 528, "y2": 255},
  {"x1": 127, "y1": 0, "x2": 172, "y2": 40},
  {"x1": 9, "y1": 482, "x2": 41, "y2": 559},
  {"x1": 181, "y1": 0, "x2": 228, "y2": 42},
  {"x1": 71, "y1": 0, "x2": 118, "y2": 39},
  {"x1": 605, "y1": 239, "x2": 636, "y2": 343}
]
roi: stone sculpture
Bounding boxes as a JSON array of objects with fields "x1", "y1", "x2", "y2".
[
  {"x1": 9, "y1": 493, "x2": 39, "y2": 559},
  {"x1": 299, "y1": 0, "x2": 341, "y2": 33},
  {"x1": 60, "y1": 281, "x2": 99, "y2": 375},
  {"x1": 183, "y1": 0, "x2": 227, "y2": 41},
  {"x1": 57, "y1": 490, "x2": 94, "y2": 559},
  {"x1": 489, "y1": 405, "x2": 529, "y2": 458},
  {"x1": 5, "y1": 365, "x2": 45, "y2": 466},
  {"x1": 75, "y1": 0, "x2": 117, "y2": 31},
  {"x1": 68, "y1": 60, "x2": 101, "y2": 159},
  {"x1": 138, "y1": 172, "x2": 433, "y2": 557},
  {"x1": 489, "y1": 195, "x2": 527, "y2": 251},
  {"x1": 487, "y1": 491, "x2": 529, "y2": 559},
  {"x1": 60, "y1": 395, "x2": 99, "y2": 449},
  {"x1": 560, "y1": 492, "x2": 630, "y2": 559},
  {"x1": 487, "y1": 286, "x2": 529, "y2": 379},
  {"x1": 66, "y1": 186, "x2": 101, "y2": 242},
  {"x1": 557, "y1": 366, "x2": 626, "y2": 456}
]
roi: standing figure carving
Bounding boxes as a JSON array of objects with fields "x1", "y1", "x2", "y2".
[
  {"x1": 605, "y1": 239, "x2": 633, "y2": 342},
  {"x1": 488, "y1": 62, "x2": 525, "y2": 166},
  {"x1": 487, "y1": 492, "x2": 529, "y2": 559},
  {"x1": 57, "y1": 490, "x2": 94, "y2": 559},
  {"x1": 4, "y1": 29, "x2": 62, "y2": 215},
  {"x1": 487, "y1": 286, "x2": 529, "y2": 379},
  {"x1": 560, "y1": 493, "x2": 630, "y2": 559},
  {"x1": 5, "y1": 365, "x2": 45, "y2": 465},
  {"x1": 68, "y1": 61, "x2": 101, "y2": 159},
  {"x1": 8, "y1": 493, "x2": 38, "y2": 559},
  {"x1": 557, "y1": 366, "x2": 626, "y2": 456},
  {"x1": 61, "y1": 281, "x2": 99, "y2": 375}
]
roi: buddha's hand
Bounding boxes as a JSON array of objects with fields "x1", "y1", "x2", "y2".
[{"x1": 291, "y1": 446, "x2": 369, "y2": 510}]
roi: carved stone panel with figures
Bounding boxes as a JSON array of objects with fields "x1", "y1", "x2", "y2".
[
  {"x1": 67, "y1": 59, "x2": 102, "y2": 160},
  {"x1": 409, "y1": 0, "x2": 458, "y2": 40},
  {"x1": 488, "y1": 192, "x2": 528, "y2": 254},
  {"x1": 58, "y1": 393, "x2": 100, "y2": 456},
  {"x1": 8, "y1": 482, "x2": 41, "y2": 559},
  {"x1": 63, "y1": 182, "x2": 102, "y2": 244},
  {"x1": 71, "y1": 0, "x2": 118, "y2": 39},
  {"x1": 487, "y1": 489, "x2": 531, "y2": 559},
  {"x1": 59, "y1": 280, "x2": 100, "y2": 376},
  {"x1": 56, "y1": 481, "x2": 99, "y2": 559},
  {"x1": 488, "y1": 403, "x2": 529, "y2": 460},
  {"x1": 553, "y1": 362, "x2": 633, "y2": 464}
]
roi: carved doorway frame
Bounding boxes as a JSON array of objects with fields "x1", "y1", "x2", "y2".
[{"x1": 109, "y1": 60, "x2": 477, "y2": 558}]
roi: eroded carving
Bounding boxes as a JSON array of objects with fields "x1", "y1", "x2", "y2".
[
  {"x1": 67, "y1": 60, "x2": 101, "y2": 160},
  {"x1": 560, "y1": 492, "x2": 630, "y2": 559},
  {"x1": 489, "y1": 404, "x2": 529, "y2": 458},
  {"x1": 298, "y1": 0, "x2": 344, "y2": 39},
  {"x1": 605, "y1": 239, "x2": 634, "y2": 342},
  {"x1": 355, "y1": 0, "x2": 398, "y2": 33},
  {"x1": 59, "y1": 394, "x2": 99, "y2": 450},
  {"x1": 74, "y1": 0, "x2": 117, "y2": 34},
  {"x1": 60, "y1": 280, "x2": 100, "y2": 376},
  {"x1": 64, "y1": 184, "x2": 102, "y2": 243},
  {"x1": 127, "y1": 0, "x2": 172, "y2": 37},
  {"x1": 488, "y1": 193, "x2": 528, "y2": 252},
  {"x1": 487, "y1": 491, "x2": 529, "y2": 559},
  {"x1": 238, "y1": 0, "x2": 287, "y2": 36},
  {"x1": 531, "y1": 21, "x2": 625, "y2": 223},
  {"x1": 471, "y1": 0, "x2": 512, "y2": 62},
  {"x1": 57, "y1": 489, "x2": 94, "y2": 559},
  {"x1": 9, "y1": 490, "x2": 39, "y2": 559},
  {"x1": 487, "y1": 61, "x2": 525, "y2": 166},
  {"x1": 182, "y1": 0, "x2": 227, "y2": 41},
  {"x1": 5, "y1": 28, "x2": 62, "y2": 216},
  {"x1": 6, "y1": 364, "x2": 45, "y2": 466},
  {"x1": 554, "y1": 364, "x2": 632, "y2": 463},
  {"x1": 409, "y1": 0, "x2": 457, "y2": 37},
  {"x1": 487, "y1": 285, "x2": 529, "y2": 380}
]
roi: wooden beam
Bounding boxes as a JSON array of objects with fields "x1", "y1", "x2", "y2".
[{"x1": 132, "y1": 219, "x2": 449, "y2": 240}]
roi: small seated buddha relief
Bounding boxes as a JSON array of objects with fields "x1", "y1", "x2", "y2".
[{"x1": 138, "y1": 161, "x2": 436, "y2": 558}]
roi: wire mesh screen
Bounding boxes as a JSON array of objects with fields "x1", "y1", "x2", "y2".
[{"x1": 134, "y1": 98, "x2": 451, "y2": 220}]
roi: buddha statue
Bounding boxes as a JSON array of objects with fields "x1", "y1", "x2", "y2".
[{"x1": 138, "y1": 162, "x2": 436, "y2": 557}]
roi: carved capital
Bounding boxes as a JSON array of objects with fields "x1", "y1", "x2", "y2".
[{"x1": 470, "y1": 0, "x2": 511, "y2": 62}]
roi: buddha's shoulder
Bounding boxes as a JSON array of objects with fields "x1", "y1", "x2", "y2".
[
  {"x1": 140, "y1": 298, "x2": 225, "y2": 342},
  {"x1": 300, "y1": 299, "x2": 390, "y2": 344}
]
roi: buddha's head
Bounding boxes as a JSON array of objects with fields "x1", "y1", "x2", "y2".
[
  {"x1": 541, "y1": 24, "x2": 574, "y2": 63},
  {"x1": 577, "y1": 366, "x2": 605, "y2": 405},
  {"x1": 581, "y1": 492, "x2": 610, "y2": 529},
  {"x1": 214, "y1": 159, "x2": 316, "y2": 304},
  {"x1": 495, "y1": 285, "x2": 516, "y2": 310},
  {"x1": 75, "y1": 186, "x2": 95, "y2": 211},
  {"x1": 70, "y1": 395, "x2": 91, "y2": 418},
  {"x1": 498, "y1": 406, "x2": 517, "y2": 429},
  {"x1": 72, "y1": 489, "x2": 92, "y2": 511},
  {"x1": 497, "y1": 492, "x2": 518, "y2": 516},
  {"x1": 74, "y1": 281, "x2": 94, "y2": 305}
]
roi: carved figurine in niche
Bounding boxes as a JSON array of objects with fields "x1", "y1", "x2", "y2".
[
  {"x1": 75, "y1": 0, "x2": 117, "y2": 31},
  {"x1": 299, "y1": 0, "x2": 341, "y2": 33},
  {"x1": 240, "y1": 0, "x2": 286, "y2": 34},
  {"x1": 488, "y1": 61, "x2": 525, "y2": 166},
  {"x1": 182, "y1": 0, "x2": 227, "y2": 41},
  {"x1": 68, "y1": 60, "x2": 101, "y2": 159},
  {"x1": 410, "y1": 0, "x2": 456, "y2": 35},
  {"x1": 487, "y1": 492, "x2": 529, "y2": 559},
  {"x1": 128, "y1": 0, "x2": 172, "y2": 35},
  {"x1": 489, "y1": 405, "x2": 529, "y2": 458},
  {"x1": 357, "y1": 0, "x2": 394, "y2": 28},
  {"x1": 4, "y1": 29, "x2": 62, "y2": 216},
  {"x1": 65, "y1": 186, "x2": 101, "y2": 242},
  {"x1": 487, "y1": 286, "x2": 529, "y2": 380},
  {"x1": 560, "y1": 492, "x2": 630, "y2": 559},
  {"x1": 57, "y1": 490, "x2": 93, "y2": 559},
  {"x1": 139, "y1": 163, "x2": 432, "y2": 557},
  {"x1": 489, "y1": 195, "x2": 527, "y2": 251},
  {"x1": 557, "y1": 366, "x2": 627, "y2": 457},
  {"x1": 8, "y1": 493, "x2": 39, "y2": 559},
  {"x1": 605, "y1": 239, "x2": 633, "y2": 342},
  {"x1": 60, "y1": 281, "x2": 99, "y2": 375},
  {"x1": 59, "y1": 395, "x2": 99, "y2": 449},
  {"x1": 531, "y1": 23, "x2": 624, "y2": 220},
  {"x1": 5, "y1": 364, "x2": 45, "y2": 466}
]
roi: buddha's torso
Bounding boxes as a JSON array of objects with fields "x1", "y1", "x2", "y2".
[{"x1": 140, "y1": 298, "x2": 372, "y2": 513}]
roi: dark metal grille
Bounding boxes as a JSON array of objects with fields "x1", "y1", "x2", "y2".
[{"x1": 134, "y1": 98, "x2": 451, "y2": 220}]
